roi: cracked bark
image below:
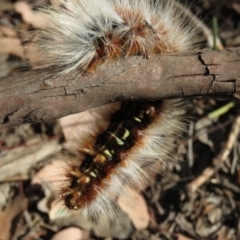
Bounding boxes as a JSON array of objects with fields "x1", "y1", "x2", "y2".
[{"x1": 0, "y1": 48, "x2": 240, "y2": 129}]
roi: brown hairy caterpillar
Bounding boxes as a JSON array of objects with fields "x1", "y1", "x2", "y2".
[{"x1": 31, "y1": 0, "x2": 200, "y2": 224}]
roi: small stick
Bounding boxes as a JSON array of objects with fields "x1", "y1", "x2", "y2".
[{"x1": 187, "y1": 115, "x2": 240, "y2": 193}]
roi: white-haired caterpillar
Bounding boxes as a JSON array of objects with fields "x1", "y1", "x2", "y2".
[{"x1": 31, "y1": 0, "x2": 200, "y2": 224}]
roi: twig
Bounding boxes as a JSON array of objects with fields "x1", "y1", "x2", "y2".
[
  {"x1": 187, "y1": 115, "x2": 240, "y2": 193},
  {"x1": 1, "y1": 48, "x2": 240, "y2": 129}
]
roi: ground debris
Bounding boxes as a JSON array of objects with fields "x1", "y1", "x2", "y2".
[{"x1": 1, "y1": 1, "x2": 240, "y2": 240}]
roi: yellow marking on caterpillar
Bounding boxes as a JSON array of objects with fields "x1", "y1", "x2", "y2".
[
  {"x1": 122, "y1": 129, "x2": 130, "y2": 140},
  {"x1": 134, "y1": 117, "x2": 141, "y2": 122},
  {"x1": 108, "y1": 131, "x2": 124, "y2": 146},
  {"x1": 104, "y1": 149, "x2": 112, "y2": 157}
]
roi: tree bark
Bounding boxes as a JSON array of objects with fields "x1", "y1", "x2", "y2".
[{"x1": 1, "y1": 48, "x2": 240, "y2": 129}]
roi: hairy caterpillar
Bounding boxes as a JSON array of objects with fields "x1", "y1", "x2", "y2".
[{"x1": 31, "y1": 0, "x2": 200, "y2": 225}]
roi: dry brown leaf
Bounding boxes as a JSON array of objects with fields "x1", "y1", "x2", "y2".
[
  {"x1": 51, "y1": 227, "x2": 90, "y2": 240},
  {"x1": 177, "y1": 234, "x2": 194, "y2": 240},
  {"x1": 0, "y1": 190, "x2": 28, "y2": 240},
  {"x1": 0, "y1": 139, "x2": 61, "y2": 183},
  {"x1": 0, "y1": 38, "x2": 24, "y2": 57},
  {"x1": 118, "y1": 186, "x2": 149, "y2": 229},
  {"x1": 0, "y1": 25, "x2": 17, "y2": 37},
  {"x1": 14, "y1": 1, "x2": 48, "y2": 29}
]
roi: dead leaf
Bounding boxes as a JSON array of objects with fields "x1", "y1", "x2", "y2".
[
  {"x1": 0, "y1": 25, "x2": 17, "y2": 37},
  {"x1": 0, "y1": 187, "x2": 28, "y2": 240},
  {"x1": 51, "y1": 227, "x2": 90, "y2": 240},
  {"x1": 177, "y1": 233, "x2": 194, "y2": 240},
  {"x1": 0, "y1": 38, "x2": 24, "y2": 57},
  {"x1": 118, "y1": 186, "x2": 149, "y2": 229},
  {"x1": 14, "y1": 1, "x2": 48, "y2": 28}
]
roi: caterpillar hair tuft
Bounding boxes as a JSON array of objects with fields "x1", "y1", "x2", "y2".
[
  {"x1": 31, "y1": 0, "x2": 199, "y2": 74},
  {"x1": 32, "y1": 0, "x2": 201, "y2": 226}
]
